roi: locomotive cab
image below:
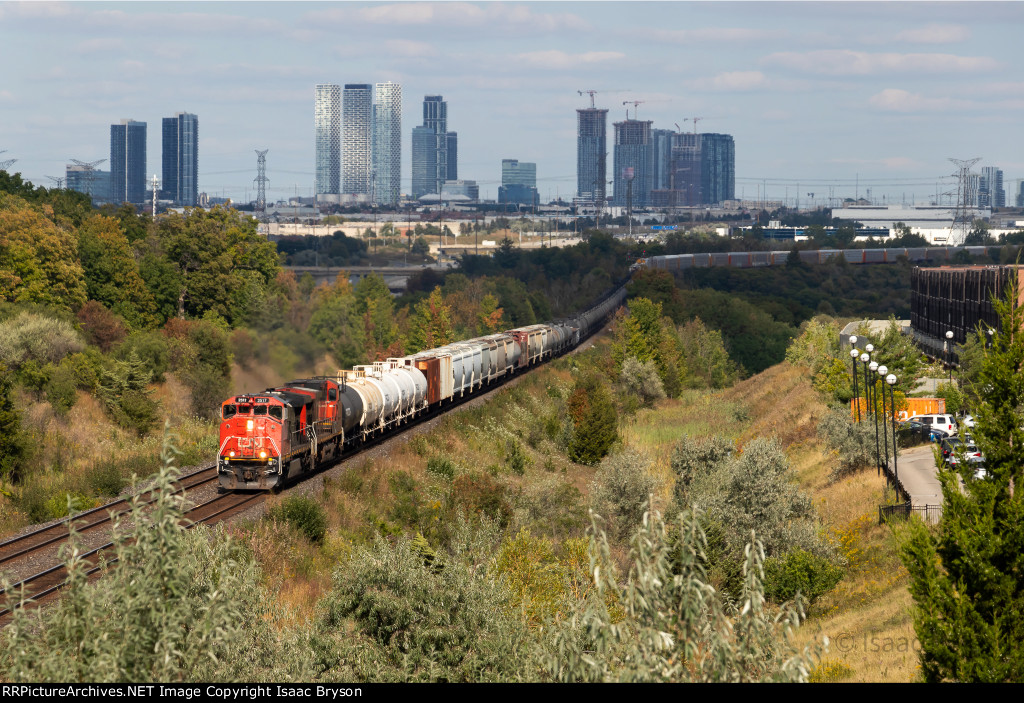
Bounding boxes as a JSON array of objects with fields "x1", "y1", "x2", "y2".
[{"x1": 218, "y1": 391, "x2": 312, "y2": 491}]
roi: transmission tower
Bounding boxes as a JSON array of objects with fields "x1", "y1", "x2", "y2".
[
  {"x1": 254, "y1": 149, "x2": 269, "y2": 217},
  {"x1": 45, "y1": 175, "x2": 65, "y2": 190},
  {"x1": 0, "y1": 150, "x2": 16, "y2": 171},
  {"x1": 70, "y1": 158, "x2": 106, "y2": 202},
  {"x1": 948, "y1": 157, "x2": 981, "y2": 247}
]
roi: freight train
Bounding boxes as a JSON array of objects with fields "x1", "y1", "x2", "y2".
[
  {"x1": 633, "y1": 245, "x2": 999, "y2": 271},
  {"x1": 216, "y1": 286, "x2": 627, "y2": 490}
]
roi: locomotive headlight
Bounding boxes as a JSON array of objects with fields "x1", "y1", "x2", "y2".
[
  {"x1": 229, "y1": 450, "x2": 236, "y2": 457},
  {"x1": 247, "y1": 419, "x2": 254, "y2": 431},
  {"x1": 260, "y1": 450, "x2": 267, "y2": 459}
]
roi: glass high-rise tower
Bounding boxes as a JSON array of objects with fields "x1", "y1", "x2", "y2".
[
  {"x1": 612, "y1": 119, "x2": 653, "y2": 208},
  {"x1": 315, "y1": 84, "x2": 341, "y2": 196},
  {"x1": 343, "y1": 84, "x2": 373, "y2": 196},
  {"x1": 577, "y1": 107, "x2": 608, "y2": 203},
  {"x1": 110, "y1": 119, "x2": 147, "y2": 206},
  {"x1": 161, "y1": 112, "x2": 198, "y2": 206},
  {"x1": 373, "y1": 81, "x2": 402, "y2": 206},
  {"x1": 411, "y1": 95, "x2": 457, "y2": 199}
]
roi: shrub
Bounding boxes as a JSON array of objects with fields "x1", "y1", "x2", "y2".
[
  {"x1": 0, "y1": 312, "x2": 84, "y2": 371},
  {"x1": 590, "y1": 449, "x2": 659, "y2": 541},
  {"x1": 620, "y1": 356, "x2": 666, "y2": 406},
  {"x1": 764, "y1": 549, "x2": 844, "y2": 605},
  {"x1": 817, "y1": 409, "x2": 877, "y2": 481},
  {"x1": 86, "y1": 461, "x2": 129, "y2": 498},
  {"x1": 540, "y1": 507, "x2": 823, "y2": 682},
  {"x1": 426, "y1": 456, "x2": 456, "y2": 480},
  {"x1": 567, "y1": 374, "x2": 618, "y2": 465},
  {"x1": 75, "y1": 301, "x2": 127, "y2": 352},
  {"x1": 520, "y1": 477, "x2": 586, "y2": 538},
  {"x1": 267, "y1": 495, "x2": 328, "y2": 544},
  {"x1": 1, "y1": 430, "x2": 312, "y2": 682},
  {"x1": 449, "y1": 472, "x2": 512, "y2": 528},
  {"x1": 44, "y1": 363, "x2": 78, "y2": 415},
  {"x1": 505, "y1": 438, "x2": 531, "y2": 475},
  {"x1": 115, "y1": 331, "x2": 169, "y2": 383},
  {"x1": 387, "y1": 470, "x2": 423, "y2": 528},
  {"x1": 317, "y1": 535, "x2": 536, "y2": 682},
  {"x1": 669, "y1": 435, "x2": 734, "y2": 508}
]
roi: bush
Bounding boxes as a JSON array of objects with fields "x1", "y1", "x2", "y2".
[
  {"x1": 505, "y1": 438, "x2": 531, "y2": 475},
  {"x1": 0, "y1": 312, "x2": 84, "y2": 371},
  {"x1": 669, "y1": 435, "x2": 734, "y2": 508},
  {"x1": 2, "y1": 431, "x2": 312, "y2": 682},
  {"x1": 590, "y1": 449, "x2": 659, "y2": 541},
  {"x1": 817, "y1": 409, "x2": 877, "y2": 481},
  {"x1": 75, "y1": 301, "x2": 127, "y2": 352},
  {"x1": 764, "y1": 549, "x2": 844, "y2": 605},
  {"x1": 426, "y1": 456, "x2": 456, "y2": 480},
  {"x1": 317, "y1": 535, "x2": 537, "y2": 681},
  {"x1": 44, "y1": 362, "x2": 78, "y2": 414},
  {"x1": 267, "y1": 495, "x2": 328, "y2": 544},
  {"x1": 115, "y1": 331, "x2": 169, "y2": 383},
  {"x1": 449, "y1": 472, "x2": 512, "y2": 528},
  {"x1": 620, "y1": 356, "x2": 666, "y2": 406}
]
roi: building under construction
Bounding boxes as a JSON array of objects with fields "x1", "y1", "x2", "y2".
[{"x1": 911, "y1": 265, "x2": 1023, "y2": 359}]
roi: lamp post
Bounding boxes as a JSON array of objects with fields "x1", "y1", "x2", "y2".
[
  {"x1": 850, "y1": 347, "x2": 861, "y2": 422},
  {"x1": 869, "y1": 360, "x2": 880, "y2": 474},
  {"x1": 887, "y1": 373, "x2": 899, "y2": 489},
  {"x1": 987, "y1": 327, "x2": 995, "y2": 349},
  {"x1": 945, "y1": 330, "x2": 954, "y2": 384},
  {"x1": 864, "y1": 343, "x2": 875, "y2": 411},
  {"x1": 860, "y1": 352, "x2": 870, "y2": 421},
  {"x1": 878, "y1": 365, "x2": 889, "y2": 477}
]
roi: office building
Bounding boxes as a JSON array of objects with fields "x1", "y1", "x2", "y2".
[
  {"x1": 411, "y1": 95, "x2": 457, "y2": 199},
  {"x1": 612, "y1": 119, "x2": 653, "y2": 208},
  {"x1": 373, "y1": 81, "x2": 402, "y2": 206},
  {"x1": 700, "y1": 133, "x2": 735, "y2": 206},
  {"x1": 1017, "y1": 181, "x2": 1024, "y2": 208},
  {"x1": 161, "y1": 112, "x2": 198, "y2": 206},
  {"x1": 576, "y1": 107, "x2": 608, "y2": 203},
  {"x1": 66, "y1": 165, "x2": 111, "y2": 205},
  {"x1": 652, "y1": 129, "x2": 675, "y2": 192},
  {"x1": 980, "y1": 166, "x2": 1005, "y2": 208},
  {"x1": 110, "y1": 119, "x2": 147, "y2": 206},
  {"x1": 499, "y1": 159, "x2": 538, "y2": 207},
  {"x1": 343, "y1": 84, "x2": 373, "y2": 196},
  {"x1": 440, "y1": 179, "x2": 479, "y2": 201},
  {"x1": 315, "y1": 84, "x2": 341, "y2": 196}
]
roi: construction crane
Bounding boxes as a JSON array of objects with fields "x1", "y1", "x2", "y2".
[
  {"x1": 622, "y1": 100, "x2": 645, "y2": 120},
  {"x1": 0, "y1": 150, "x2": 16, "y2": 171},
  {"x1": 577, "y1": 89, "x2": 598, "y2": 108},
  {"x1": 45, "y1": 175, "x2": 65, "y2": 189},
  {"x1": 683, "y1": 117, "x2": 705, "y2": 134}
]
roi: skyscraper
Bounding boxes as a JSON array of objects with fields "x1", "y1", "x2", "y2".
[
  {"x1": 612, "y1": 119, "x2": 653, "y2": 208},
  {"x1": 110, "y1": 119, "x2": 146, "y2": 206},
  {"x1": 651, "y1": 128, "x2": 675, "y2": 192},
  {"x1": 699, "y1": 133, "x2": 735, "y2": 205},
  {"x1": 980, "y1": 166, "x2": 1005, "y2": 208},
  {"x1": 161, "y1": 112, "x2": 198, "y2": 206},
  {"x1": 411, "y1": 95, "x2": 457, "y2": 199},
  {"x1": 315, "y1": 84, "x2": 341, "y2": 196},
  {"x1": 499, "y1": 159, "x2": 538, "y2": 207},
  {"x1": 373, "y1": 81, "x2": 402, "y2": 206},
  {"x1": 577, "y1": 107, "x2": 608, "y2": 202},
  {"x1": 343, "y1": 84, "x2": 373, "y2": 196}
]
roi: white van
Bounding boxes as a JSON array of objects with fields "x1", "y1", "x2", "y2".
[{"x1": 908, "y1": 414, "x2": 959, "y2": 436}]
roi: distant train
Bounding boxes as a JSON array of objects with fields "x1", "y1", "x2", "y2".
[
  {"x1": 632, "y1": 246, "x2": 999, "y2": 271},
  {"x1": 216, "y1": 286, "x2": 627, "y2": 490}
]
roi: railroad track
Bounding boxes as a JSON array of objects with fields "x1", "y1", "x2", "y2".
[{"x1": 0, "y1": 489, "x2": 264, "y2": 621}]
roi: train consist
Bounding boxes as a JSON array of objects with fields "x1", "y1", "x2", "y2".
[
  {"x1": 217, "y1": 286, "x2": 627, "y2": 490},
  {"x1": 633, "y1": 245, "x2": 999, "y2": 271}
]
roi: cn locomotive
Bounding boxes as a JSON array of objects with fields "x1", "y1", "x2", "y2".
[{"x1": 217, "y1": 286, "x2": 627, "y2": 491}]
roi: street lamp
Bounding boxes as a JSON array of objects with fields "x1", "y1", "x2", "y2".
[
  {"x1": 850, "y1": 348, "x2": 861, "y2": 422},
  {"x1": 945, "y1": 330, "x2": 954, "y2": 384},
  {"x1": 987, "y1": 327, "x2": 995, "y2": 349},
  {"x1": 860, "y1": 352, "x2": 870, "y2": 421},
  {"x1": 869, "y1": 360, "x2": 880, "y2": 473},
  {"x1": 878, "y1": 365, "x2": 889, "y2": 477},
  {"x1": 887, "y1": 373, "x2": 899, "y2": 489}
]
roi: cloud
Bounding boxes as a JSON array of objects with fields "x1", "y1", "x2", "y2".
[
  {"x1": 73, "y1": 38, "x2": 127, "y2": 55},
  {"x1": 894, "y1": 23, "x2": 971, "y2": 44},
  {"x1": 764, "y1": 50, "x2": 999, "y2": 75},
  {"x1": 383, "y1": 40, "x2": 438, "y2": 59},
  {"x1": 306, "y1": 2, "x2": 589, "y2": 33},
  {"x1": 512, "y1": 50, "x2": 625, "y2": 70},
  {"x1": 687, "y1": 71, "x2": 770, "y2": 92},
  {"x1": 867, "y1": 88, "x2": 971, "y2": 113},
  {"x1": 648, "y1": 27, "x2": 787, "y2": 43}
]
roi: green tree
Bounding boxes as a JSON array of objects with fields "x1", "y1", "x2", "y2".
[
  {"x1": 567, "y1": 374, "x2": 618, "y2": 465},
  {"x1": 308, "y1": 277, "x2": 365, "y2": 368},
  {"x1": 901, "y1": 281, "x2": 1024, "y2": 682},
  {"x1": 354, "y1": 274, "x2": 398, "y2": 360},
  {"x1": 77, "y1": 214, "x2": 159, "y2": 329},
  {"x1": 611, "y1": 298, "x2": 664, "y2": 370},
  {"x1": 0, "y1": 363, "x2": 29, "y2": 485},
  {"x1": 405, "y1": 287, "x2": 453, "y2": 354}
]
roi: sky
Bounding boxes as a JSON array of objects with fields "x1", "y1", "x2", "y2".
[{"x1": 1, "y1": 0, "x2": 1022, "y2": 206}]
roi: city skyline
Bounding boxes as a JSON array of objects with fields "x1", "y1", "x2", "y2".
[{"x1": 2, "y1": 2, "x2": 1023, "y2": 205}]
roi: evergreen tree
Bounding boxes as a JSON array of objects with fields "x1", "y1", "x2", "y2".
[
  {"x1": 567, "y1": 374, "x2": 618, "y2": 465},
  {"x1": 405, "y1": 287, "x2": 453, "y2": 354},
  {"x1": 901, "y1": 281, "x2": 1024, "y2": 682}
]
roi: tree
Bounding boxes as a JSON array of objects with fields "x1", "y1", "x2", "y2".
[
  {"x1": 567, "y1": 374, "x2": 618, "y2": 465},
  {"x1": 405, "y1": 287, "x2": 453, "y2": 354},
  {"x1": 77, "y1": 214, "x2": 159, "y2": 329},
  {"x1": 901, "y1": 280, "x2": 1024, "y2": 682}
]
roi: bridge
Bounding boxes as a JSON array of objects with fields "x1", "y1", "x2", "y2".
[{"x1": 284, "y1": 264, "x2": 454, "y2": 292}]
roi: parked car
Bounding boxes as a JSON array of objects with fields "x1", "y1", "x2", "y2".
[
  {"x1": 907, "y1": 414, "x2": 959, "y2": 437},
  {"x1": 898, "y1": 420, "x2": 944, "y2": 446},
  {"x1": 946, "y1": 443, "x2": 984, "y2": 467},
  {"x1": 940, "y1": 437, "x2": 963, "y2": 462},
  {"x1": 961, "y1": 414, "x2": 976, "y2": 429}
]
